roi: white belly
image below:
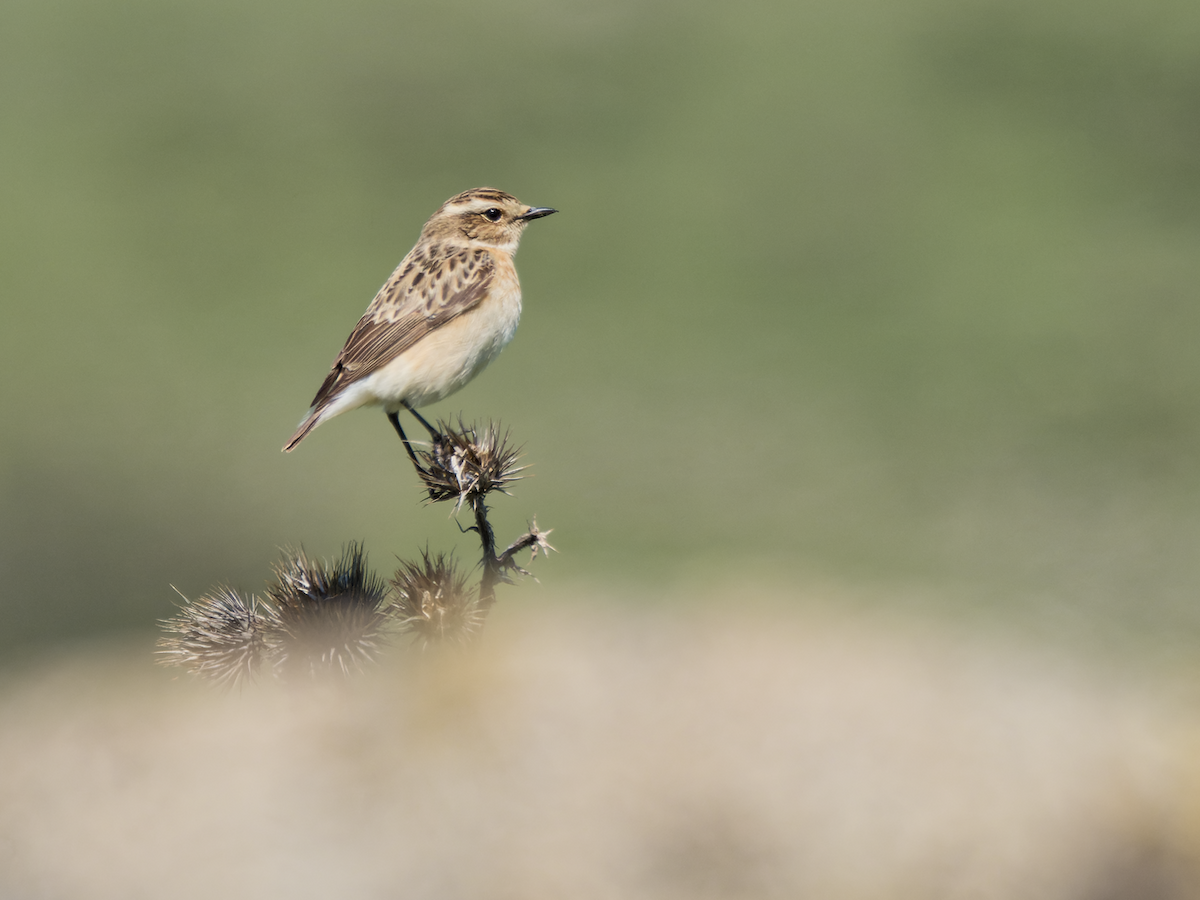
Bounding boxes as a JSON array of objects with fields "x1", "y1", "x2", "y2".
[{"x1": 336, "y1": 283, "x2": 522, "y2": 414}]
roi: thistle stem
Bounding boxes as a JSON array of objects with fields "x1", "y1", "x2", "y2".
[{"x1": 473, "y1": 496, "x2": 501, "y2": 613}]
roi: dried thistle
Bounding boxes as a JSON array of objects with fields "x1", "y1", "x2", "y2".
[
  {"x1": 263, "y1": 543, "x2": 392, "y2": 677},
  {"x1": 497, "y1": 518, "x2": 556, "y2": 576},
  {"x1": 390, "y1": 550, "x2": 483, "y2": 647},
  {"x1": 162, "y1": 416, "x2": 554, "y2": 681},
  {"x1": 413, "y1": 419, "x2": 525, "y2": 507},
  {"x1": 157, "y1": 587, "x2": 278, "y2": 688}
]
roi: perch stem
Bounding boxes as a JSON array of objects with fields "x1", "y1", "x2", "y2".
[{"x1": 473, "y1": 496, "x2": 501, "y2": 613}]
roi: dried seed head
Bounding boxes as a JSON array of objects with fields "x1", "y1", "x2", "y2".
[
  {"x1": 390, "y1": 551, "x2": 483, "y2": 648},
  {"x1": 157, "y1": 587, "x2": 278, "y2": 688},
  {"x1": 264, "y1": 543, "x2": 392, "y2": 678},
  {"x1": 500, "y1": 518, "x2": 556, "y2": 573},
  {"x1": 414, "y1": 419, "x2": 525, "y2": 506}
]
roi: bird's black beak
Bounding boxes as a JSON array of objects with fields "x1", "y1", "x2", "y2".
[{"x1": 519, "y1": 207, "x2": 557, "y2": 221}]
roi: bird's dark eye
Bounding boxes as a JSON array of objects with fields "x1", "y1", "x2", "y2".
[{"x1": 482, "y1": 208, "x2": 503, "y2": 222}]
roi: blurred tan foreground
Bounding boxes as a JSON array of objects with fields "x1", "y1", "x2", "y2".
[{"x1": 3, "y1": 591, "x2": 1200, "y2": 900}]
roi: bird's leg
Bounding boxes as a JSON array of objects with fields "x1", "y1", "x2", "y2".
[
  {"x1": 401, "y1": 401, "x2": 442, "y2": 440},
  {"x1": 387, "y1": 411, "x2": 425, "y2": 472}
]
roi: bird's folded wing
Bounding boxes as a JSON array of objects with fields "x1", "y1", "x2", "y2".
[{"x1": 307, "y1": 247, "x2": 495, "y2": 411}]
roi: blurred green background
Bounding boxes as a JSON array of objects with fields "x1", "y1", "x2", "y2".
[{"x1": 2, "y1": 0, "x2": 1199, "y2": 661}]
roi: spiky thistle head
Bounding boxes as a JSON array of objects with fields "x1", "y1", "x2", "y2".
[
  {"x1": 390, "y1": 550, "x2": 483, "y2": 648},
  {"x1": 264, "y1": 543, "x2": 392, "y2": 677},
  {"x1": 157, "y1": 587, "x2": 278, "y2": 688},
  {"x1": 414, "y1": 419, "x2": 525, "y2": 507}
]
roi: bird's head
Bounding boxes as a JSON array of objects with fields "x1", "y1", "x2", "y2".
[{"x1": 422, "y1": 188, "x2": 557, "y2": 251}]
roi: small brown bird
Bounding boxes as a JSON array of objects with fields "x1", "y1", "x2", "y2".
[{"x1": 283, "y1": 188, "x2": 556, "y2": 452}]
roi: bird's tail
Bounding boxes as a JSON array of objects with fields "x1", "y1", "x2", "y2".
[{"x1": 282, "y1": 409, "x2": 322, "y2": 452}]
